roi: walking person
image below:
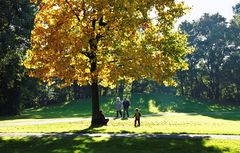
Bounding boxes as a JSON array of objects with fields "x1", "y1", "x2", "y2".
[
  {"x1": 115, "y1": 97, "x2": 122, "y2": 118},
  {"x1": 134, "y1": 108, "x2": 141, "y2": 127},
  {"x1": 123, "y1": 98, "x2": 130, "y2": 118}
]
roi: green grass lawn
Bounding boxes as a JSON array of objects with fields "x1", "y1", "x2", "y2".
[
  {"x1": 1, "y1": 114, "x2": 240, "y2": 135},
  {"x1": 0, "y1": 93, "x2": 240, "y2": 134},
  {"x1": 1, "y1": 93, "x2": 240, "y2": 153},
  {"x1": 1, "y1": 136, "x2": 240, "y2": 153}
]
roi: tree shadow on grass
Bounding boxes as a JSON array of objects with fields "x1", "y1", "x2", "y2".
[
  {"x1": 0, "y1": 135, "x2": 232, "y2": 153},
  {"x1": 198, "y1": 112, "x2": 240, "y2": 121}
]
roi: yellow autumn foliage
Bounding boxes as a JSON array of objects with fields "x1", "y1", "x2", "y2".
[{"x1": 24, "y1": 0, "x2": 193, "y2": 87}]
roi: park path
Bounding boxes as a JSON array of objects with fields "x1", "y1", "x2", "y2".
[
  {"x1": 0, "y1": 114, "x2": 165, "y2": 127},
  {"x1": 0, "y1": 132, "x2": 240, "y2": 140},
  {"x1": 0, "y1": 117, "x2": 90, "y2": 127}
]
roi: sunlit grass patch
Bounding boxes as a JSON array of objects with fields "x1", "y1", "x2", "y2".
[
  {"x1": 1, "y1": 114, "x2": 240, "y2": 135},
  {"x1": 148, "y1": 100, "x2": 161, "y2": 113}
]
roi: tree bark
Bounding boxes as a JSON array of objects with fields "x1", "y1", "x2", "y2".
[
  {"x1": 91, "y1": 80, "x2": 100, "y2": 126},
  {"x1": 90, "y1": 55, "x2": 100, "y2": 126},
  {"x1": 89, "y1": 17, "x2": 104, "y2": 126}
]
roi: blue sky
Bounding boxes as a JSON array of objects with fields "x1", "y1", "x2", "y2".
[{"x1": 177, "y1": 0, "x2": 239, "y2": 22}]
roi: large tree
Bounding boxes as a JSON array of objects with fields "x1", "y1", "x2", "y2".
[
  {"x1": 0, "y1": 0, "x2": 34, "y2": 115},
  {"x1": 223, "y1": 3, "x2": 240, "y2": 102},
  {"x1": 178, "y1": 10, "x2": 240, "y2": 103},
  {"x1": 179, "y1": 14, "x2": 229, "y2": 100},
  {"x1": 24, "y1": 0, "x2": 192, "y2": 126}
]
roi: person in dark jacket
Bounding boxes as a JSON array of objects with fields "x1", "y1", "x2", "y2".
[
  {"x1": 123, "y1": 98, "x2": 130, "y2": 118},
  {"x1": 98, "y1": 110, "x2": 109, "y2": 126}
]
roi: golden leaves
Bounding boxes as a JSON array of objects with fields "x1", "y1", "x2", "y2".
[{"x1": 24, "y1": 0, "x2": 191, "y2": 87}]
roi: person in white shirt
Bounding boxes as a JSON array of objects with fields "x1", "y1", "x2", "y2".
[{"x1": 115, "y1": 97, "x2": 122, "y2": 118}]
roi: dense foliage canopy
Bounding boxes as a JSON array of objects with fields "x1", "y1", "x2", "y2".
[
  {"x1": 24, "y1": 0, "x2": 192, "y2": 88},
  {"x1": 178, "y1": 8, "x2": 240, "y2": 103}
]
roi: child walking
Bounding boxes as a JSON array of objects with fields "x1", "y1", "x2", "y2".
[{"x1": 134, "y1": 108, "x2": 141, "y2": 127}]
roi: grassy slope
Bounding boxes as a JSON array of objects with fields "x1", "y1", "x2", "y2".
[{"x1": 15, "y1": 93, "x2": 240, "y2": 119}]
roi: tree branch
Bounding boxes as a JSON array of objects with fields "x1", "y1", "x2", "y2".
[
  {"x1": 65, "y1": 0, "x2": 81, "y2": 22},
  {"x1": 99, "y1": 16, "x2": 107, "y2": 27}
]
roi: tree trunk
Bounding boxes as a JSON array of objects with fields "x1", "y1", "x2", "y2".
[
  {"x1": 178, "y1": 72, "x2": 185, "y2": 95},
  {"x1": 91, "y1": 80, "x2": 100, "y2": 126},
  {"x1": 90, "y1": 55, "x2": 101, "y2": 127},
  {"x1": 89, "y1": 18, "x2": 103, "y2": 126}
]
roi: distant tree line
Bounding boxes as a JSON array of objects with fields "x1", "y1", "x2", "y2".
[{"x1": 177, "y1": 4, "x2": 240, "y2": 104}]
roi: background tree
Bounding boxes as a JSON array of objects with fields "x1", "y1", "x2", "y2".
[
  {"x1": 177, "y1": 5, "x2": 240, "y2": 104},
  {"x1": 24, "y1": 0, "x2": 192, "y2": 126},
  {"x1": 222, "y1": 3, "x2": 240, "y2": 103},
  {"x1": 0, "y1": 0, "x2": 34, "y2": 115},
  {"x1": 179, "y1": 14, "x2": 229, "y2": 100}
]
